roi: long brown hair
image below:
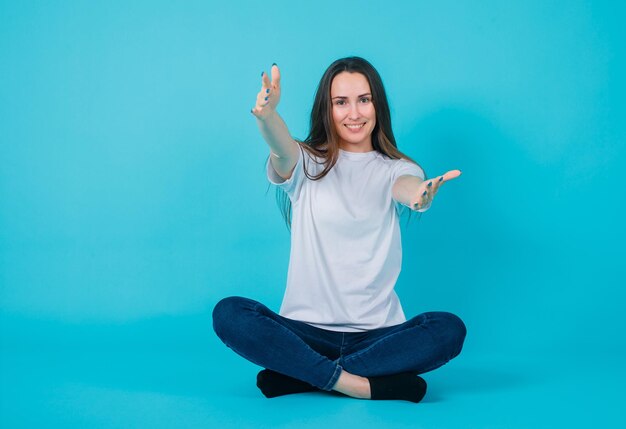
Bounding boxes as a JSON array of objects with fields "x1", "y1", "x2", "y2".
[{"x1": 271, "y1": 56, "x2": 426, "y2": 229}]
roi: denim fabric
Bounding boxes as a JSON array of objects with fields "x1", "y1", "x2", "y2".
[{"x1": 212, "y1": 296, "x2": 467, "y2": 391}]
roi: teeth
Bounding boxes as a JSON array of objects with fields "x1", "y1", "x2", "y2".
[{"x1": 345, "y1": 123, "x2": 365, "y2": 129}]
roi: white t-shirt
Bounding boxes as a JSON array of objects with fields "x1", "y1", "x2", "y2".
[{"x1": 266, "y1": 145, "x2": 426, "y2": 332}]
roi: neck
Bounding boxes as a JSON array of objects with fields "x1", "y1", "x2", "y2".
[{"x1": 339, "y1": 141, "x2": 374, "y2": 153}]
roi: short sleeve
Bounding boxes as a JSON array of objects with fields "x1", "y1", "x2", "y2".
[
  {"x1": 265, "y1": 145, "x2": 306, "y2": 202},
  {"x1": 391, "y1": 159, "x2": 425, "y2": 183}
]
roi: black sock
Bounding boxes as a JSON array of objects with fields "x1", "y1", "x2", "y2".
[
  {"x1": 256, "y1": 369, "x2": 318, "y2": 398},
  {"x1": 367, "y1": 372, "x2": 427, "y2": 403}
]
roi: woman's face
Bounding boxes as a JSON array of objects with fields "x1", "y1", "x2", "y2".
[{"x1": 330, "y1": 72, "x2": 376, "y2": 152}]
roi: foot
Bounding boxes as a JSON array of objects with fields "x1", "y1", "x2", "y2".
[
  {"x1": 256, "y1": 369, "x2": 318, "y2": 398},
  {"x1": 368, "y1": 372, "x2": 427, "y2": 403}
]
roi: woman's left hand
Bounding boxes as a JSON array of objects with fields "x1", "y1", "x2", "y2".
[{"x1": 411, "y1": 170, "x2": 462, "y2": 211}]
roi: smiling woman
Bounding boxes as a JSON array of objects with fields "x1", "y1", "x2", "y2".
[
  {"x1": 213, "y1": 57, "x2": 465, "y2": 403},
  {"x1": 330, "y1": 72, "x2": 377, "y2": 152}
]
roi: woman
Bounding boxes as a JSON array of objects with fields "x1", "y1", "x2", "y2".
[{"x1": 213, "y1": 57, "x2": 466, "y2": 403}]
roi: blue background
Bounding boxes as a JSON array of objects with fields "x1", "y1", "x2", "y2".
[{"x1": 1, "y1": 1, "x2": 624, "y2": 428}]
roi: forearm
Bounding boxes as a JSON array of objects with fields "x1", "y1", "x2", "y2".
[
  {"x1": 256, "y1": 110, "x2": 298, "y2": 159},
  {"x1": 392, "y1": 175, "x2": 430, "y2": 212}
]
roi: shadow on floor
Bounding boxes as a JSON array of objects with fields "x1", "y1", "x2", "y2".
[{"x1": 422, "y1": 363, "x2": 530, "y2": 403}]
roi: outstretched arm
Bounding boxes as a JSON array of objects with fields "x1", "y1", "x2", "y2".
[
  {"x1": 392, "y1": 170, "x2": 462, "y2": 212},
  {"x1": 251, "y1": 64, "x2": 299, "y2": 180}
]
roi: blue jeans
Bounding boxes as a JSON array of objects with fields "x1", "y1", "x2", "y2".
[{"x1": 212, "y1": 296, "x2": 467, "y2": 391}]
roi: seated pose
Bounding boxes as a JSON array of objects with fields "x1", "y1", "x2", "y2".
[{"x1": 213, "y1": 57, "x2": 466, "y2": 403}]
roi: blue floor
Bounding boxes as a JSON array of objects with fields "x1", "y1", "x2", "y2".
[{"x1": 1, "y1": 315, "x2": 623, "y2": 429}]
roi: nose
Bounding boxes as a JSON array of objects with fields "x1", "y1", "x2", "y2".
[{"x1": 348, "y1": 103, "x2": 361, "y2": 120}]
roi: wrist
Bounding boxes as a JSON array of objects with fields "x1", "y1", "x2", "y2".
[{"x1": 256, "y1": 108, "x2": 278, "y2": 123}]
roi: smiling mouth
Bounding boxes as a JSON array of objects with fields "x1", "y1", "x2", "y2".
[{"x1": 344, "y1": 123, "x2": 366, "y2": 129}]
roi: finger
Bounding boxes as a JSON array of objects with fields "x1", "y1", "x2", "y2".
[
  {"x1": 420, "y1": 170, "x2": 461, "y2": 205},
  {"x1": 251, "y1": 102, "x2": 265, "y2": 114},
  {"x1": 261, "y1": 70, "x2": 271, "y2": 90},
  {"x1": 415, "y1": 189, "x2": 429, "y2": 209},
  {"x1": 271, "y1": 63, "x2": 281, "y2": 89},
  {"x1": 431, "y1": 179, "x2": 440, "y2": 193},
  {"x1": 429, "y1": 177, "x2": 444, "y2": 195},
  {"x1": 411, "y1": 194, "x2": 423, "y2": 209},
  {"x1": 413, "y1": 198, "x2": 429, "y2": 211},
  {"x1": 441, "y1": 169, "x2": 462, "y2": 183},
  {"x1": 424, "y1": 181, "x2": 438, "y2": 200},
  {"x1": 256, "y1": 90, "x2": 270, "y2": 108}
]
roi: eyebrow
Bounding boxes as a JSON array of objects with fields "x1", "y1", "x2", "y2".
[{"x1": 331, "y1": 93, "x2": 372, "y2": 99}]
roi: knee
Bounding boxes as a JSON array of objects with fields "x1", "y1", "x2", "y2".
[
  {"x1": 446, "y1": 312, "x2": 467, "y2": 357},
  {"x1": 212, "y1": 296, "x2": 254, "y2": 340},
  {"x1": 433, "y1": 312, "x2": 467, "y2": 358}
]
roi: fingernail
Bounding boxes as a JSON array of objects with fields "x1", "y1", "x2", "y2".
[
  {"x1": 439, "y1": 177, "x2": 443, "y2": 182},
  {"x1": 261, "y1": 71, "x2": 264, "y2": 76},
  {"x1": 266, "y1": 88, "x2": 270, "y2": 93},
  {"x1": 264, "y1": 97, "x2": 268, "y2": 101},
  {"x1": 428, "y1": 182, "x2": 432, "y2": 187},
  {"x1": 272, "y1": 62, "x2": 277, "y2": 66},
  {"x1": 422, "y1": 191, "x2": 427, "y2": 196}
]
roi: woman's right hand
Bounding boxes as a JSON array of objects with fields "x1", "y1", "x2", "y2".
[{"x1": 251, "y1": 64, "x2": 281, "y2": 120}]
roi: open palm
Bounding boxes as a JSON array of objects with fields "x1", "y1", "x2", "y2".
[{"x1": 413, "y1": 170, "x2": 462, "y2": 210}]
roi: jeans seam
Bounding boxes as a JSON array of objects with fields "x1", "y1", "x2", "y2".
[
  {"x1": 342, "y1": 314, "x2": 432, "y2": 367},
  {"x1": 339, "y1": 333, "x2": 346, "y2": 360}
]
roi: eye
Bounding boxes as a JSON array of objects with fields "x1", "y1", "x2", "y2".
[
  {"x1": 360, "y1": 97, "x2": 371, "y2": 103},
  {"x1": 334, "y1": 99, "x2": 346, "y2": 106}
]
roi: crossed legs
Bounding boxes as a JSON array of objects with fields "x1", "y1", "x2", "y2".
[{"x1": 212, "y1": 296, "x2": 466, "y2": 401}]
